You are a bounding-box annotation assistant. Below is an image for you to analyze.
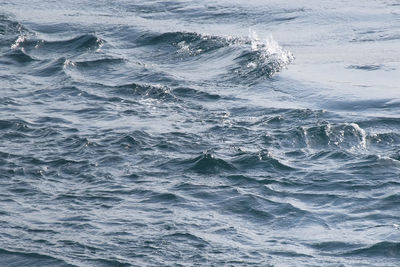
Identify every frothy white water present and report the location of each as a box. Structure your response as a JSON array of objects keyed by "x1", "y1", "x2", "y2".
[{"x1": 248, "y1": 29, "x2": 294, "y2": 67}]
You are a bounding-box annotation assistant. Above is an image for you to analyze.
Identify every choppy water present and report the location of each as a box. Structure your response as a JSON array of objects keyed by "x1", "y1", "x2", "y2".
[{"x1": 1, "y1": 0, "x2": 400, "y2": 266}]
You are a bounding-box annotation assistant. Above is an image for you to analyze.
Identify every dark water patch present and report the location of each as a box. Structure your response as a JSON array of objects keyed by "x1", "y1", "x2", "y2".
[
  {"x1": 114, "y1": 82, "x2": 178, "y2": 102},
  {"x1": 352, "y1": 31, "x2": 400, "y2": 43},
  {"x1": 347, "y1": 64, "x2": 383, "y2": 71},
  {"x1": 186, "y1": 152, "x2": 236, "y2": 174},
  {"x1": 98, "y1": 154, "x2": 125, "y2": 166},
  {"x1": 309, "y1": 241, "x2": 364, "y2": 254},
  {"x1": 173, "y1": 182, "x2": 225, "y2": 202},
  {"x1": 232, "y1": 150, "x2": 295, "y2": 172},
  {"x1": 125, "y1": 1, "x2": 185, "y2": 17},
  {"x1": 34, "y1": 116, "x2": 71, "y2": 125},
  {"x1": 137, "y1": 31, "x2": 229, "y2": 54},
  {"x1": 284, "y1": 149, "x2": 307, "y2": 158},
  {"x1": 326, "y1": 98, "x2": 398, "y2": 111},
  {"x1": 34, "y1": 84, "x2": 117, "y2": 105},
  {"x1": 27, "y1": 22, "x2": 81, "y2": 35},
  {"x1": 269, "y1": 250, "x2": 313, "y2": 258},
  {"x1": 310, "y1": 150, "x2": 353, "y2": 160},
  {"x1": 343, "y1": 242, "x2": 400, "y2": 258},
  {"x1": 172, "y1": 87, "x2": 222, "y2": 101},
  {"x1": 369, "y1": 132, "x2": 400, "y2": 148},
  {"x1": 0, "y1": 120, "x2": 61, "y2": 141},
  {"x1": 61, "y1": 135, "x2": 100, "y2": 152},
  {"x1": 35, "y1": 158, "x2": 92, "y2": 178},
  {"x1": 113, "y1": 134, "x2": 143, "y2": 150},
  {"x1": 31, "y1": 57, "x2": 67, "y2": 77},
  {"x1": 70, "y1": 57, "x2": 125, "y2": 69},
  {"x1": 345, "y1": 155, "x2": 400, "y2": 174},
  {"x1": 164, "y1": 232, "x2": 209, "y2": 249},
  {"x1": 0, "y1": 15, "x2": 25, "y2": 35},
  {"x1": 36, "y1": 34, "x2": 103, "y2": 52},
  {"x1": 140, "y1": 191, "x2": 185, "y2": 204},
  {"x1": 1, "y1": 48, "x2": 37, "y2": 65},
  {"x1": 74, "y1": 106, "x2": 108, "y2": 115},
  {"x1": 157, "y1": 131, "x2": 206, "y2": 152},
  {"x1": 0, "y1": 15, "x2": 28, "y2": 50},
  {"x1": 302, "y1": 124, "x2": 330, "y2": 148},
  {"x1": 0, "y1": 248, "x2": 71, "y2": 267},
  {"x1": 0, "y1": 118, "x2": 34, "y2": 132},
  {"x1": 217, "y1": 192, "x2": 317, "y2": 227},
  {"x1": 301, "y1": 122, "x2": 366, "y2": 150},
  {"x1": 220, "y1": 195, "x2": 274, "y2": 223},
  {"x1": 380, "y1": 193, "x2": 400, "y2": 207},
  {"x1": 389, "y1": 150, "x2": 400, "y2": 161},
  {"x1": 228, "y1": 49, "x2": 282, "y2": 83},
  {"x1": 272, "y1": 127, "x2": 308, "y2": 149},
  {"x1": 7, "y1": 179, "x2": 42, "y2": 195},
  {"x1": 45, "y1": 158, "x2": 90, "y2": 168},
  {"x1": 357, "y1": 117, "x2": 400, "y2": 129},
  {"x1": 13, "y1": 34, "x2": 103, "y2": 56},
  {"x1": 0, "y1": 97, "x2": 20, "y2": 107},
  {"x1": 52, "y1": 192, "x2": 121, "y2": 206},
  {"x1": 225, "y1": 174, "x2": 275, "y2": 187},
  {"x1": 128, "y1": 1, "x2": 303, "y2": 26},
  {"x1": 88, "y1": 258, "x2": 130, "y2": 267}
]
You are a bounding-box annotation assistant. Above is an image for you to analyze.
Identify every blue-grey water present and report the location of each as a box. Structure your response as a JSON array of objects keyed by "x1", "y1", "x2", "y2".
[{"x1": 1, "y1": 0, "x2": 400, "y2": 266}]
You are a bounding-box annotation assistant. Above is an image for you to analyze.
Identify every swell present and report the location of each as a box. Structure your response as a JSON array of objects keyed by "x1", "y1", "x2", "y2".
[
  {"x1": 11, "y1": 34, "x2": 104, "y2": 55},
  {"x1": 0, "y1": 15, "x2": 27, "y2": 50},
  {"x1": 128, "y1": 1, "x2": 304, "y2": 25},
  {"x1": 342, "y1": 242, "x2": 400, "y2": 258},
  {"x1": 1, "y1": 49, "x2": 37, "y2": 65},
  {"x1": 0, "y1": 248, "x2": 71, "y2": 267},
  {"x1": 135, "y1": 30, "x2": 293, "y2": 84}
]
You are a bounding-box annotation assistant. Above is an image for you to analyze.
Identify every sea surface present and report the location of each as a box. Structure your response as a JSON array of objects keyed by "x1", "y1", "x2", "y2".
[{"x1": 1, "y1": 0, "x2": 400, "y2": 266}]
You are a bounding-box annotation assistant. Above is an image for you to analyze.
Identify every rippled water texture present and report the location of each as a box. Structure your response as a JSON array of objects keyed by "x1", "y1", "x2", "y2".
[{"x1": 1, "y1": 0, "x2": 400, "y2": 266}]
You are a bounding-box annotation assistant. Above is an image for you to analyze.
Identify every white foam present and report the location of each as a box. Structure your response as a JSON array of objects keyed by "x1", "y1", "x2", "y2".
[
  {"x1": 11, "y1": 35, "x2": 26, "y2": 49},
  {"x1": 349, "y1": 122, "x2": 367, "y2": 149},
  {"x1": 248, "y1": 29, "x2": 294, "y2": 68}
]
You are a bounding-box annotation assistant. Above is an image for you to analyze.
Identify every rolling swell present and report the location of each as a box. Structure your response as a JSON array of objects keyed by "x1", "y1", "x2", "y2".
[
  {"x1": 343, "y1": 242, "x2": 400, "y2": 258},
  {"x1": 0, "y1": 249, "x2": 70, "y2": 267},
  {"x1": 11, "y1": 34, "x2": 103, "y2": 56},
  {"x1": 136, "y1": 30, "x2": 293, "y2": 83}
]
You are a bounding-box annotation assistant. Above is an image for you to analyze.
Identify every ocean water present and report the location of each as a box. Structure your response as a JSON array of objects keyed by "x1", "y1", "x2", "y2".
[{"x1": 1, "y1": 0, "x2": 400, "y2": 266}]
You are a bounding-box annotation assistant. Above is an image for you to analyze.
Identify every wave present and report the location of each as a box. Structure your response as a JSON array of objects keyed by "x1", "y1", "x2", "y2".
[
  {"x1": 303, "y1": 122, "x2": 367, "y2": 150},
  {"x1": 136, "y1": 29, "x2": 293, "y2": 83},
  {"x1": 114, "y1": 82, "x2": 177, "y2": 101},
  {"x1": 347, "y1": 64, "x2": 383, "y2": 71},
  {"x1": 232, "y1": 149, "x2": 295, "y2": 172},
  {"x1": 137, "y1": 31, "x2": 230, "y2": 55},
  {"x1": 1, "y1": 48, "x2": 37, "y2": 65},
  {"x1": 33, "y1": 57, "x2": 68, "y2": 77},
  {"x1": 161, "y1": 151, "x2": 236, "y2": 174},
  {"x1": 352, "y1": 30, "x2": 400, "y2": 43},
  {"x1": 226, "y1": 30, "x2": 294, "y2": 83},
  {"x1": 325, "y1": 98, "x2": 400, "y2": 111},
  {"x1": 0, "y1": 248, "x2": 70, "y2": 267},
  {"x1": 0, "y1": 15, "x2": 22, "y2": 34},
  {"x1": 0, "y1": 15, "x2": 28, "y2": 49},
  {"x1": 66, "y1": 57, "x2": 125, "y2": 69},
  {"x1": 188, "y1": 152, "x2": 236, "y2": 173},
  {"x1": 171, "y1": 87, "x2": 223, "y2": 101},
  {"x1": 343, "y1": 241, "x2": 400, "y2": 258},
  {"x1": 310, "y1": 241, "x2": 363, "y2": 254},
  {"x1": 11, "y1": 34, "x2": 104, "y2": 55}
]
